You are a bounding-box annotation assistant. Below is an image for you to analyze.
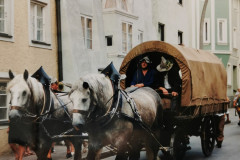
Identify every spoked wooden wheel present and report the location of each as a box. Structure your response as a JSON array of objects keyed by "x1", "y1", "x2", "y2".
[
  {"x1": 201, "y1": 116, "x2": 216, "y2": 157},
  {"x1": 169, "y1": 130, "x2": 189, "y2": 160}
]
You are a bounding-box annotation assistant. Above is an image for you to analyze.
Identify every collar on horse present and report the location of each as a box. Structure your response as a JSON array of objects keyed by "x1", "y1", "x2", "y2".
[{"x1": 31, "y1": 66, "x2": 54, "y2": 119}]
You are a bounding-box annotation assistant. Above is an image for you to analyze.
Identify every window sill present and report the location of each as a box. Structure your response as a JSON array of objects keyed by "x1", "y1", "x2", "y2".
[
  {"x1": 0, "y1": 121, "x2": 9, "y2": 128},
  {"x1": 0, "y1": 33, "x2": 13, "y2": 38},
  {"x1": 117, "y1": 53, "x2": 126, "y2": 58},
  {"x1": 203, "y1": 42, "x2": 211, "y2": 45},
  {"x1": 217, "y1": 42, "x2": 228, "y2": 45},
  {"x1": 32, "y1": 40, "x2": 51, "y2": 46}
]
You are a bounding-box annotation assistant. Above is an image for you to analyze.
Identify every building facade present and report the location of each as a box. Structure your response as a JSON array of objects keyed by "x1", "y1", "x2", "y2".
[
  {"x1": 61, "y1": 0, "x2": 109, "y2": 84},
  {"x1": 0, "y1": 0, "x2": 58, "y2": 154},
  {"x1": 192, "y1": 0, "x2": 240, "y2": 99}
]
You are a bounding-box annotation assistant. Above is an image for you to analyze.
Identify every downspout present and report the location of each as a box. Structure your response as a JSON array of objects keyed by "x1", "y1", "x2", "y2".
[{"x1": 56, "y1": 0, "x2": 63, "y2": 81}]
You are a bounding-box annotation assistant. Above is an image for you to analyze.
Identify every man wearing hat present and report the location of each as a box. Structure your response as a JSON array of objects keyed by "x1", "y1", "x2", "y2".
[
  {"x1": 130, "y1": 56, "x2": 155, "y2": 88},
  {"x1": 155, "y1": 56, "x2": 182, "y2": 110}
]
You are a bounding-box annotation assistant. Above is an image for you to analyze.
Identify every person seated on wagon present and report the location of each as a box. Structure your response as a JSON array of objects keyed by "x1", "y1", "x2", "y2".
[
  {"x1": 130, "y1": 56, "x2": 155, "y2": 88},
  {"x1": 154, "y1": 56, "x2": 181, "y2": 111}
]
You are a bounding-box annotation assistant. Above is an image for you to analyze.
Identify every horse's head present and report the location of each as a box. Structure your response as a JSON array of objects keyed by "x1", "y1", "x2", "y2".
[
  {"x1": 70, "y1": 80, "x2": 92, "y2": 128},
  {"x1": 69, "y1": 74, "x2": 113, "y2": 129},
  {"x1": 7, "y1": 70, "x2": 43, "y2": 121}
]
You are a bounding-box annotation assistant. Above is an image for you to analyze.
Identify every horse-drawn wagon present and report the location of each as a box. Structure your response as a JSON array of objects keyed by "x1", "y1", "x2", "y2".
[{"x1": 119, "y1": 41, "x2": 229, "y2": 159}]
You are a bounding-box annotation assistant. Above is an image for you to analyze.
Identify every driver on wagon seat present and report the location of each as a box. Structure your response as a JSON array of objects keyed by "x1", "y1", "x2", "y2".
[{"x1": 130, "y1": 56, "x2": 155, "y2": 88}]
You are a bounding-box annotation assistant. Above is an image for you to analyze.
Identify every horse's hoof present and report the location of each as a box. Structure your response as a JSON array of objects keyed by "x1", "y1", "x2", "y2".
[
  {"x1": 66, "y1": 153, "x2": 72, "y2": 158},
  {"x1": 47, "y1": 158, "x2": 52, "y2": 160}
]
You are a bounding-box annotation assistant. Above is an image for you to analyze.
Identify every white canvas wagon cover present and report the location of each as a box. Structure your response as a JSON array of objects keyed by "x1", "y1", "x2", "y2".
[{"x1": 119, "y1": 41, "x2": 227, "y2": 107}]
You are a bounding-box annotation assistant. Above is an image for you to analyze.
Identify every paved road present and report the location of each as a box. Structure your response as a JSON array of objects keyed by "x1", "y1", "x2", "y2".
[{"x1": 1, "y1": 108, "x2": 240, "y2": 160}]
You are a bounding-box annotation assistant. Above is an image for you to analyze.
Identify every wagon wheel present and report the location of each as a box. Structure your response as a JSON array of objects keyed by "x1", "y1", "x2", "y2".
[
  {"x1": 169, "y1": 130, "x2": 189, "y2": 160},
  {"x1": 200, "y1": 116, "x2": 216, "y2": 157}
]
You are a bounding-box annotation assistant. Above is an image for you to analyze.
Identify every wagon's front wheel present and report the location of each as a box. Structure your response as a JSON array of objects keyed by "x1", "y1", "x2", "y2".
[
  {"x1": 169, "y1": 130, "x2": 189, "y2": 160},
  {"x1": 201, "y1": 116, "x2": 216, "y2": 157}
]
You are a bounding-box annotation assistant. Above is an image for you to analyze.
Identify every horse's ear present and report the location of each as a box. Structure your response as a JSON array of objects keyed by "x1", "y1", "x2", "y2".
[
  {"x1": 9, "y1": 70, "x2": 15, "y2": 79},
  {"x1": 83, "y1": 82, "x2": 89, "y2": 89},
  {"x1": 23, "y1": 70, "x2": 29, "y2": 81}
]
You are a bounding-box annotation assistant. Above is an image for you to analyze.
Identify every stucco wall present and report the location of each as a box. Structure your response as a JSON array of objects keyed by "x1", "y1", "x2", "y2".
[
  {"x1": 0, "y1": 128, "x2": 11, "y2": 155},
  {"x1": 0, "y1": 0, "x2": 58, "y2": 77},
  {"x1": 0, "y1": 0, "x2": 58, "y2": 155},
  {"x1": 61, "y1": 0, "x2": 108, "y2": 84}
]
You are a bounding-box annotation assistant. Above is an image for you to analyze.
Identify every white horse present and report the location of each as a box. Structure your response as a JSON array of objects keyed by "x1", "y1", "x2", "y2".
[
  {"x1": 7, "y1": 70, "x2": 82, "y2": 160},
  {"x1": 69, "y1": 73, "x2": 163, "y2": 160}
]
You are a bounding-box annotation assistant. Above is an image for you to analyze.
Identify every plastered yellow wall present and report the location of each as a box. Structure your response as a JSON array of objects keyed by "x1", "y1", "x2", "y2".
[
  {"x1": 0, "y1": 0, "x2": 58, "y2": 77},
  {"x1": 0, "y1": 0, "x2": 58, "y2": 155}
]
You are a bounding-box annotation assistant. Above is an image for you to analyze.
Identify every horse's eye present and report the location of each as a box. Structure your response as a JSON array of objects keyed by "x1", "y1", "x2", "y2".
[
  {"x1": 22, "y1": 91, "x2": 27, "y2": 96},
  {"x1": 82, "y1": 98, "x2": 87, "y2": 103}
]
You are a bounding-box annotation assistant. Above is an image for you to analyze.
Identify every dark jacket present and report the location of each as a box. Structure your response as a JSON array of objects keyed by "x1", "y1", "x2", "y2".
[
  {"x1": 154, "y1": 66, "x2": 182, "y2": 93},
  {"x1": 131, "y1": 69, "x2": 155, "y2": 88}
]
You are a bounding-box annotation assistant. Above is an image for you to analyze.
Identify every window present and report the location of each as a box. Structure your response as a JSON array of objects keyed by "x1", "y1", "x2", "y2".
[
  {"x1": 203, "y1": 18, "x2": 210, "y2": 44},
  {"x1": 30, "y1": 0, "x2": 51, "y2": 48},
  {"x1": 138, "y1": 30, "x2": 143, "y2": 44},
  {"x1": 105, "y1": 36, "x2": 112, "y2": 46},
  {"x1": 178, "y1": 0, "x2": 182, "y2": 5},
  {"x1": 121, "y1": 0, "x2": 128, "y2": 11},
  {"x1": 122, "y1": 22, "x2": 132, "y2": 54},
  {"x1": 0, "y1": 0, "x2": 4, "y2": 33},
  {"x1": 178, "y1": 31, "x2": 183, "y2": 45},
  {"x1": 0, "y1": 81, "x2": 8, "y2": 123},
  {"x1": 0, "y1": 0, "x2": 13, "y2": 40},
  {"x1": 217, "y1": 19, "x2": 227, "y2": 44},
  {"x1": 81, "y1": 16, "x2": 92, "y2": 49},
  {"x1": 158, "y1": 23, "x2": 165, "y2": 41}
]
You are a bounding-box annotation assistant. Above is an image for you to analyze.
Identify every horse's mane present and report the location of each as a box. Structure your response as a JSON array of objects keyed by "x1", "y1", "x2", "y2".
[
  {"x1": 7, "y1": 75, "x2": 44, "y2": 105},
  {"x1": 73, "y1": 73, "x2": 113, "y2": 108}
]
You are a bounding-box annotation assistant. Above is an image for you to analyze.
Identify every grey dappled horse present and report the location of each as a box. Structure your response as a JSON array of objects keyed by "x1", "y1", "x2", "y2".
[
  {"x1": 69, "y1": 73, "x2": 163, "y2": 160},
  {"x1": 7, "y1": 70, "x2": 82, "y2": 160}
]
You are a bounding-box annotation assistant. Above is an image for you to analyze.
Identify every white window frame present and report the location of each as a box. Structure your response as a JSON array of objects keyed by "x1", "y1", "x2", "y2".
[
  {"x1": 81, "y1": 15, "x2": 93, "y2": 50},
  {"x1": 0, "y1": 76, "x2": 9, "y2": 124},
  {"x1": 217, "y1": 18, "x2": 228, "y2": 44},
  {"x1": 203, "y1": 18, "x2": 210, "y2": 44},
  {"x1": 0, "y1": 0, "x2": 14, "y2": 42},
  {"x1": 227, "y1": 63, "x2": 232, "y2": 86},
  {"x1": 29, "y1": 0, "x2": 52, "y2": 49},
  {"x1": 138, "y1": 30, "x2": 143, "y2": 44},
  {"x1": 233, "y1": 27, "x2": 238, "y2": 50},
  {"x1": 122, "y1": 22, "x2": 132, "y2": 54}
]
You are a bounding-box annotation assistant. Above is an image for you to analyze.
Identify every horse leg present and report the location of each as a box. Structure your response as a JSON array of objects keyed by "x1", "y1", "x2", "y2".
[
  {"x1": 128, "y1": 144, "x2": 142, "y2": 160},
  {"x1": 86, "y1": 144, "x2": 102, "y2": 160},
  {"x1": 145, "y1": 140, "x2": 160, "y2": 160},
  {"x1": 36, "y1": 142, "x2": 53, "y2": 160},
  {"x1": 64, "y1": 140, "x2": 73, "y2": 158},
  {"x1": 71, "y1": 138, "x2": 82, "y2": 160},
  {"x1": 115, "y1": 149, "x2": 128, "y2": 160}
]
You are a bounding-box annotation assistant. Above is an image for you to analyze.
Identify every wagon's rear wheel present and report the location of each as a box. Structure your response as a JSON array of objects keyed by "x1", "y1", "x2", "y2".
[
  {"x1": 169, "y1": 130, "x2": 189, "y2": 160},
  {"x1": 201, "y1": 116, "x2": 216, "y2": 157}
]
